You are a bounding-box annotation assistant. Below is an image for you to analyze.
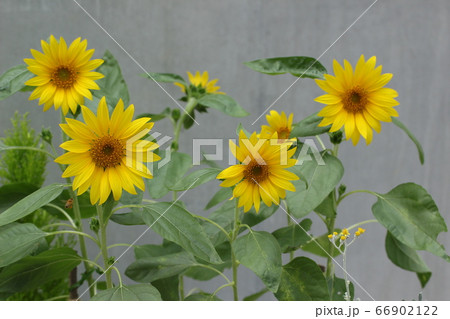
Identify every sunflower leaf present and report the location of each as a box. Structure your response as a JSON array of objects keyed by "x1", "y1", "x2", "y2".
[
  {"x1": 140, "y1": 72, "x2": 186, "y2": 85},
  {"x1": 274, "y1": 257, "x2": 330, "y2": 301},
  {"x1": 385, "y1": 231, "x2": 432, "y2": 288},
  {"x1": 290, "y1": 112, "x2": 331, "y2": 138},
  {"x1": 372, "y1": 183, "x2": 449, "y2": 262},
  {"x1": 91, "y1": 284, "x2": 162, "y2": 301},
  {"x1": 392, "y1": 117, "x2": 424, "y2": 165},
  {"x1": 272, "y1": 219, "x2": 312, "y2": 253},
  {"x1": 169, "y1": 167, "x2": 221, "y2": 191},
  {"x1": 0, "y1": 223, "x2": 47, "y2": 267},
  {"x1": 0, "y1": 183, "x2": 66, "y2": 227},
  {"x1": 141, "y1": 202, "x2": 222, "y2": 264},
  {"x1": 197, "y1": 94, "x2": 249, "y2": 118},
  {"x1": 86, "y1": 50, "x2": 129, "y2": 111},
  {"x1": 234, "y1": 230, "x2": 282, "y2": 292},
  {"x1": 0, "y1": 65, "x2": 34, "y2": 101},
  {"x1": 244, "y1": 56, "x2": 327, "y2": 79},
  {"x1": 301, "y1": 230, "x2": 342, "y2": 258}
]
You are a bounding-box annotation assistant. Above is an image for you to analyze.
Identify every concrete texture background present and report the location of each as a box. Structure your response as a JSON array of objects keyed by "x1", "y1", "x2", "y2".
[{"x1": 0, "y1": 0, "x2": 449, "y2": 300}]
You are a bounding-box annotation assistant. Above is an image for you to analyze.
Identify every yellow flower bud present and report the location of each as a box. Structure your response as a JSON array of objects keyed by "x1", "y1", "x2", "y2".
[
  {"x1": 342, "y1": 229, "x2": 350, "y2": 236},
  {"x1": 340, "y1": 236, "x2": 346, "y2": 241},
  {"x1": 328, "y1": 234, "x2": 333, "y2": 239},
  {"x1": 355, "y1": 231, "x2": 361, "y2": 236},
  {"x1": 358, "y1": 227, "x2": 366, "y2": 234}
]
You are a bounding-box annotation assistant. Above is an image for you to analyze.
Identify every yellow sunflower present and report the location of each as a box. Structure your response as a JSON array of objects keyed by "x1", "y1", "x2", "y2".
[
  {"x1": 24, "y1": 35, "x2": 104, "y2": 115},
  {"x1": 260, "y1": 110, "x2": 294, "y2": 141},
  {"x1": 217, "y1": 130, "x2": 298, "y2": 212},
  {"x1": 55, "y1": 97, "x2": 160, "y2": 205},
  {"x1": 315, "y1": 55, "x2": 399, "y2": 145},
  {"x1": 174, "y1": 71, "x2": 224, "y2": 94}
]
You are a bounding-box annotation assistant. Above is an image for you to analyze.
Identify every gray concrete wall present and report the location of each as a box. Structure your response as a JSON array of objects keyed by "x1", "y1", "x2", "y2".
[{"x1": 0, "y1": 0, "x2": 449, "y2": 300}]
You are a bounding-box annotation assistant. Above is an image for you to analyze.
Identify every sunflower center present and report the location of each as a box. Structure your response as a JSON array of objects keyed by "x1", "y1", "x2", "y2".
[
  {"x1": 244, "y1": 162, "x2": 269, "y2": 184},
  {"x1": 90, "y1": 136, "x2": 125, "y2": 169},
  {"x1": 52, "y1": 65, "x2": 77, "y2": 88},
  {"x1": 277, "y1": 127, "x2": 291, "y2": 140},
  {"x1": 343, "y1": 86, "x2": 368, "y2": 113}
]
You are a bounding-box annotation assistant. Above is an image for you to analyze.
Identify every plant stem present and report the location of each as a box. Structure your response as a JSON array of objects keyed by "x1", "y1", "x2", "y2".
[
  {"x1": 59, "y1": 111, "x2": 95, "y2": 297},
  {"x1": 231, "y1": 198, "x2": 240, "y2": 301},
  {"x1": 172, "y1": 97, "x2": 198, "y2": 151},
  {"x1": 179, "y1": 275, "x2": 184, "y2": 300},
  {"x1": 97, "y1": 205, "x2": 113, "y2": 289},
  {"x1": 47, "y1": 230, "x2": 99, "y2": 245}
]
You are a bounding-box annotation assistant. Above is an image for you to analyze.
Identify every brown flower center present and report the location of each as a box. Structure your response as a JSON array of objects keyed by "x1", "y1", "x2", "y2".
[
  {"x1": 244, "y1": 161, "x2": 269, "y2": 184},
  {"x1": 277, "y1": 127, "x2": 291, "y2": 140},
  {"x1": 90, "y1": 136, "x2": 125, "y2": 169},
  {"x1": 342, "y1": 86, "x2": 368, "y2": 113},
  {"x1": 51, "y1": 65, "x2": 77, "y2": 88}
]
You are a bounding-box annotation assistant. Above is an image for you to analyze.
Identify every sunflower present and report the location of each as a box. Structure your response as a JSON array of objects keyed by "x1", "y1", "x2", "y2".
[
  {"x1": 55, "y1": 97, "x2": 160, "y2": 205},
  {"x1": 217, "y1": 130, "x2": 298, "y2": 212},
  {"x1": 314, "y1": 55, "x2": 399, "y2": 145},
  {"x1": 174, "y1": 71, "x2": 224, "y2": 95},
  {"x1": 260, "y1": 110, "x2": 294, "y2": 141},
  {"x1": 24, "y1": 35, "x2": 104, "y2": 115}
]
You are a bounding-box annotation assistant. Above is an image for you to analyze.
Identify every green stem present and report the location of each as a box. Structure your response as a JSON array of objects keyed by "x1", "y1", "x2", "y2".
[
  {"x1": 231, "y1": 198, "x2": 240, "y2": 301},
  {"x1": 315, "y1": 135, "x2": 326, "y2": 150},
  {"x1": 194, "y1": 214, "x2": 231, "y2": 241},
  {"x1": 94, "y1": 243, "x2": 134, "y2": 263},
  {"x1": 111, "y1": 266, "x2": 123, "y2": 287},
  {"x1": 45, "y1": 295, "x2": 70, "y2": 301},
  {"x1": 337, "y1": 189, "x2": 378, "y2": 205},
  {"x1": 47, "y1": 230, "x2": 99, "y2": 245},
  {"x1": 44, "y1": 203, "x2": 76, "y2": 228},
  {"x1": 179, "y1": 275, "x2": 184, "y2": 300},
  {"x1": 172, "y1": 97, "x2": 198, "y2": 151},
  {"x1": 347, "y1": 219, "x2": 378, "y2": 231},
  {"x1": 213, "y1": 282, "x2": 235, "y2": 297},
  {"x1": 41, "y1": 222, "x2": 77, "y2": 231},
  {"x1": 193, "y1": 264, "x2": 232, "y2": 284},
  {"x1": 97, "y1": 205, "x2": 113, "y2": 289},
  {"x1": 59, "y1": 111, "x2": 95, "y2": 297}
]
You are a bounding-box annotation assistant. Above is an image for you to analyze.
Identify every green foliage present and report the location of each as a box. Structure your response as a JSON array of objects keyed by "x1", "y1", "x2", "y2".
[
  {"x1": 84, "y1": 50, "x2": 129, "y2": 111},
  {"x1": 0, "y1": 112, "x2": 47, "y2": 187},
  {"x1": 385, "y1": 231, "x2": 432, "y2": 288},
  {"x1": 91, "y1": 284, "x2": 162, "y2": 301},
  {"x1": 272, "y1": 219, "x2": 312, "y2": 253},
  {"x1": 0, "y1": 65, "x2": 34, "y2": 101},
  {"x1": 233, "y1": 230, "x2": 282, "y2": 292},
  {"x1": 301, "y1": 231, "x2": 342, "y2": 258},
  {"x1": 141, "y1": 202, "x2": 222, "y2": 264},
  {"x1": 372, "y1": 183, "x2": 449, "y2": 261},
  {"x1": 197, "y1": 94, "x2": 249, "y2": 118},
  {"x1": 244, "y1": 56, "x2": 327, "y2": 79},
  {"x1": 275, "y1": 257, "x2": 330, "y2": 301},
  {"x1": 290, "y1": 112, "x2": 331, "y2": 138},
  {"x1": 140, "y1": 72, "x2": 186, "y2": 85},
  {"x1": 169, "y1": 167, "x2": 222, "y2": 191},
  {"x1": 0, "y1": 248, "x2": 81, "y2": 294},
  {"x1": 0, "y1": 223, "x2": 47, "y2": 267},
  {"x1": 331, "y1": 276, "x2": 354, "y2": 301},
  {"x1": 0, "y1": 183, "x2": 66, "y2": 227},
  {"x1": 285, "y1": 153, "x2": 344, "y2": 218}
]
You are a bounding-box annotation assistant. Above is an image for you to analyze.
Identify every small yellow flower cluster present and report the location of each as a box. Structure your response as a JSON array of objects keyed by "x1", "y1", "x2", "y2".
[{"x1": 328, "y1": 227, "x2": 366, "y2": 242}]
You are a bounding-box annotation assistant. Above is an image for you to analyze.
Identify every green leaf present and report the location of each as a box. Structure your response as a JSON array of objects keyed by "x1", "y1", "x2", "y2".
[
  {"x1": 272, "y1": 219, "x2": 312, "y2": 253},
  {"x1": 244, "y1": 56, "x2": 327, "y2": 79},
  {"x1": 197, "y1": 94, "x2": 249, "y2": 117},
  {"x1": 205, "y1": 187, "x2": 233, "y2": 210},
  {"x1": 110, "y1": 209, "x2": 145, "y2": 226},
  {"x1": 91, "y1": 284, "x2": 162, "y2": 301},
  {"x1": 275, "y1": 257, "x2": 330, "y2": 301},
  {"x1": 392, "y1": 118, "x2": 424, "y2": 165},
  {"x1": 169, "y1": 167, "x2": 221, "y2": 191},
  {"x1": 0, "y1": 223, "x2": 47, "y2": 267},
  {"x1": 140, "y1": 72, "x2": 186, "y2": 84},
  {"x1": 0, "y1": 248, "x2": 81, "y2": 293},
  {"x1": 331, "y1": 276, "x2": 354, "y2": 301},
  {"x1": 147, "y1": 152, "x2": 191, "y2": 199},
  {"x1": 86, "y1": 50, "x2": 129, "y2": 110},
  {"x1": 301, "y1": 230, "x2": 342, "y2": 258},
  {"x1": 185, "y1": 292, "x2": 222, "y2": 301},
  {"x1": 286, "y1": 153, "x2": 343, "y2": 218},
  {"x1": 119, "y1": 189, "x2": 144, "y2": 205},
  {"x1": 0, "y1": 65, "x2": 34, "y2": 101},
  {"x1": 184, "y1": 242, "x2": 231, "y2": 281},
  {"x1": 135, "y1": 107, "x2": 171, "y2": 122},
  {"x1": 152, "y1": 276, "x2": 180, "y2": 300},
  {"x1": 243, "y1": 288, "x2": 269, "y2": 301},
  {"x1": 0, "y1": 183, "x2": 38, "y2": 213},
  {"x1": 0, "y1": 183, "x2": 66, "y2": 227},
  {"x1": 372, "y1": 183, "x2": 449, "y2": 261},
  {"x1": 126, "y1": 251, "x2": 197, "y2": 282},
  {"x1": 234, "y1": 230, "x2": 282, "y2": 292},
  {"x1": 46, "y1": 189, "x2": 97, "y2": 219},
  {"x1": 385, "y1": 231, "x2": 432, "y2": 288},
  {"x1": 314, "y1": 192, "x2": 335, "y2": 217},
  {"x1": 290, "y1": 112, "x2": 331, "y2": 138},
  {"x1": 141, "y1": 202, "x2": 222, "y2": 263}
]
